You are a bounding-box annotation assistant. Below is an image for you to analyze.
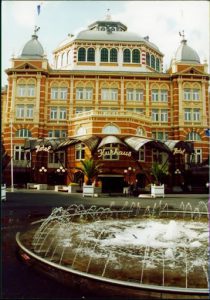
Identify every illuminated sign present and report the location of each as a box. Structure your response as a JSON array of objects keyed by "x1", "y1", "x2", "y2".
[
  {"x1": 35, "y1": 145, "x2": 51, "y2": 152},
  {"x1": 173, "y1": 148, "x2": 186, "y2": 155},
  {"x1": 97, "y1": 148, "x2": 132, "y2": 158}
]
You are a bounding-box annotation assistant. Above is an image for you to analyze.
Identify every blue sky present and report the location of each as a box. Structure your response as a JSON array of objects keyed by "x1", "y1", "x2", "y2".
[{"x1": 2, "y1": 1, "x2": 209, "y2": 86}]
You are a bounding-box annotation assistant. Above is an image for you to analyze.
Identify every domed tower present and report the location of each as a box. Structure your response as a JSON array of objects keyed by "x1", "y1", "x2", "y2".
[{"x1": 20, "y1": 26, "x2": 45, "y2": 59}]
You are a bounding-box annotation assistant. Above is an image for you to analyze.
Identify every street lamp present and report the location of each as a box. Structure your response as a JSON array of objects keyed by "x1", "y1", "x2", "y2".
[
  {"x1": 39, "y1": 166, "x2": 47, "y2": 173},
  {"x1": 56, "y1": 166, "x2": 66, "y2": 173},
  {"x1": 124, "y1": 167, "x2": 136, "y2": 185}
]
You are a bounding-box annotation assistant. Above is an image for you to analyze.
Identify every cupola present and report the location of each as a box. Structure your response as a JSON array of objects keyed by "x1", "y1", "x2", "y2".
[{"x1": 20, "y1": 26, "x2": 44, "y2": 59}]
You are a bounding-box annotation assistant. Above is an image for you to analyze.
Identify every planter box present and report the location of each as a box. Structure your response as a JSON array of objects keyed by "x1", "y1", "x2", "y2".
[
  {"x1": 83, "y1": 185, "x2": 102, "y2": 197},
  {"x1": 67, "y1": 185, "x2": 79, "y2": 193},
  {"x1": 151, "y1": 184, "x2": 165, "y2": 198}
]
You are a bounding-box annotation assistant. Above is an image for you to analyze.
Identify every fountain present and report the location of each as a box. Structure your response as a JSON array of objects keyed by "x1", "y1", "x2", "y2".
[{"x1": 16, "y1": 202, "x2": 209, "y2": 299}]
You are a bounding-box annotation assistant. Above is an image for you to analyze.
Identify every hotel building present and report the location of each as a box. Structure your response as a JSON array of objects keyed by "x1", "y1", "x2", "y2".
[{"x1": 2, "y1": 14, "x2": 209, "y2": 193}]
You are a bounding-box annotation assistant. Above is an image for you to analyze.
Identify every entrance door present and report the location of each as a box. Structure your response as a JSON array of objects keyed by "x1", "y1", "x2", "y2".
[{"x1": 100, "y1": 176, "x2": 124, "y2": 193}]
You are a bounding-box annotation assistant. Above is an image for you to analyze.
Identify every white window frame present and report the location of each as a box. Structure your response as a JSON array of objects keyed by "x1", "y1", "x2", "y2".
[
  {"x1": 17, "y1": 85, "x2": 26, "y2": 97},
  {"x1": 193, "y1": 108, "x2": 200, "y2": 121},
  {"x1": 139, "y1": 146, "x2": 145, "y2": 162},
  {"x1": 152, "y1": 89, "x2": 159, "y2": 102},
  {"x1": 27, "y1": 85, "x2": 35, "y2": 97},
  {"x1": 184, "y1": 108, "x2": 191, "y2": 121},
  {"x1": 192, "y1": 89, "x2": 199, "y2": 101},
  {"x1": 59, "y1": 107, "x2": 67, "y2": 120},
  {"x1": 26, "y1": 105, "x2": 34, "y2": 118},
  {"x1": 48, "y1": 151, "x2": 65, "y2": 166},
  {"x1": 60, "y1": 87, "x2": 67, "y2": 100},
  {"x1": 152, "y1": 109, "x2": 159, "y2": 121},
  {"x1": 184, "y1": 89, "x2": 191, "y2": 100},
  {"x1": 191, "y1": 149, "x2": 202, "y2": 164},
  {"x1": 16, "y1": 105, "x2": 25, "y2": 118},
  {"x1": 160, "y1": 90, "x2": 168, "y2": 102},
  {"x1": 101, "y1": 144, "x2": 119, "y2": 160},
  {"x1": 14, "y1": 145, "x2": 25, "y2": 161},
  {"x1": 51, "y1": 87, "x2": 59, "y2": 99},
  {"x1": 50, "y1": 107, "x2": 58, "y2": 119},
  {"x1": 75, "y1": 143, "x2": 85, "y2": 160},
  {"x1": 160, "y1": 110, "x2": 168, "y2": 122}
]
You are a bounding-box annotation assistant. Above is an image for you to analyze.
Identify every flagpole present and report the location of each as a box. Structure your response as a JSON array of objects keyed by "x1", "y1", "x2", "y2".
[{"x1": 10, "y1": 118, "x2": 14, "y2": 192}]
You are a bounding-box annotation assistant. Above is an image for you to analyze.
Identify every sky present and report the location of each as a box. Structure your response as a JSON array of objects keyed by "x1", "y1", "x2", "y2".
[{"x1": 2, "y1": 0, "x2": 209, "y2": 86}]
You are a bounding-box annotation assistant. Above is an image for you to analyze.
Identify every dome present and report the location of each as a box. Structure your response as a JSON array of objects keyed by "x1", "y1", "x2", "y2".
[
  {"x1": 20, "y1": 33, "x2": 44, "y2": 59},
  {"x1": 175, "y1": 39, "x2": 200, "y2": 64}
]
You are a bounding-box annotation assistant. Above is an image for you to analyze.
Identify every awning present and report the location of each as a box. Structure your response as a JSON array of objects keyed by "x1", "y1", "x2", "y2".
[
  {"x1": 98, "y1": 135, "x2": 127, "y2": 148},
  {"x1": 164, "y1": 140, "x2": 194, "y2": 154},
  {"x1": 57, "y1": 135, "x2": 100, "y2": 152},
  {"x1": 124, "y1": 136, "x2": 171, "y2": 153},
  {"x1": 24, "y1": 138, "x2": 65, "y2": 151}
]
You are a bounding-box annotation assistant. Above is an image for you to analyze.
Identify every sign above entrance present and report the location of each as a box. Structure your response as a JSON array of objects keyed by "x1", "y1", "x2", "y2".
[
  {"x1": 173, "y1": 148, "x2": 186, "y2": 155},
  {"x1": 97, "y1": 148, "x2": 132, "y2": 158},
  {"x1": 35, "y1": 145, "x2": 52, "y2": 152}
]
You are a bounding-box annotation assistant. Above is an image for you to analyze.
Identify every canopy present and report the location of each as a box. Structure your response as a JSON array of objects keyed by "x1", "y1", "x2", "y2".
[
  {"x1": 98, "y1": 135, "x2": 127, "y2": 148},
  {"x1": 124, "y1": 136, "x2": 171, "y2": 153},
  {"x1": 164, "y1": 140, "x2": 194, "y2": 153}
]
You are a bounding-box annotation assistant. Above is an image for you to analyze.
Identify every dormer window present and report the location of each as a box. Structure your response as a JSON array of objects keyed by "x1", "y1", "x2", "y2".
[
  {"x1": 78, "y1": 48, "x2": 86, "y2": 61},
  {"x1": 123, "y1": 49, "x2": 131, "y2": 63},
  {"x1": 101, "y1": 48, "x2": 108, "y2": 62}
]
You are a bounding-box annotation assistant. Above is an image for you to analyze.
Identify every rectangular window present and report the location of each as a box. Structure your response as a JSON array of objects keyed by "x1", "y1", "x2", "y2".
[
  {"x1": 51, "y1": 87, "x2": 59, "y2": 99},
  {"x1": 75, "y1": 107, "x2": 83, "y2": 114},
  {"x1": 152, "y1": 149, "x2": 163, "y2": 164},
  {"x1": 160, "y1": 90, "x2": 168, "y2": 102},
  {"x1": 48, "y1": 151, "x2": 65, "y2": 164},
  {"x1": 50, "y1": 107, "x2": 57, "y2": 119},
  {"x1": 127, "y1": 89, "x2": 134, "y2": 101},
  {"x1": 184, "y1": 89, "x2": 191, "y2": 100},
  {"x1": 27, "y1": 85, "x2": 35, "y2": 97},
  {"x1": 135, "y1": 89, "x2": 144, "y2": 101},
  {"x1": 152, "y1": 109, "x2": 159, "y2": 121},
  {"x1": 191, "y1": 149, "x2": 202, "y2": 164},
  {"x1": 76, "y1": 88, "x2": 84, "y2": 100},
  {"x1": 75, "y1": 143, "x2": 85, "y2": 160},
  {"x1": 193, "y1": 108, "x2": 200, "y2": 121},
  {"x1": 17, "y1": 85, "x2": 26, "y2": 97},
  {"x1": 192, "y1": 89, "x2": 199, "y2": 101},
  {"x1": 14, "y1": 145, "x2": 25, "y2": 161},
  {"x1": 160, "y1": 109, "x2": 168, "y2": 122},
  {"x1": 59, "y1": 107, "x2": 67, "y2": 119},
  {"x1": 16, "y1": 105, "x2": 25, "y2": 118},
  {"x1": 139, "y1": 146, "x2": 145, "y2": 162},
  {"x1": 60, "y1": 87, "x2": 67, "y2": 100},
  {"x1": 85, "y1": 88, "x2": 93, "y2": 100},
  {"x1": 101, "y1": 88, "x2": 118, "y2": 101},
  {"x1": 26, "y1": 105, "x2": 34, "y2": 118},
  {"x1": 152, "y1": 89, "x2": 159, "y2": 102},
  {"x1": 110, "y1": 89, "x2": 118, "y2": 100},
  {"x1": 101, "y1": 144, "x2": 119, "y2": 160},
  {"x1": 184, "y1": 108, "x2": 191, "y2": 121}
]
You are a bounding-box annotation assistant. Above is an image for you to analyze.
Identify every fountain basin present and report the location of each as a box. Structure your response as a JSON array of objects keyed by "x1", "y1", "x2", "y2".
[{"x1": 16, "y1": 205, "x2": 209, "y2": 299}]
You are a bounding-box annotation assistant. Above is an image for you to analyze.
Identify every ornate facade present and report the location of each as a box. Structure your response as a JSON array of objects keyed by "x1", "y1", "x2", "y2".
[{"x1": 2, "y1": 15, "x2": 209, "y2": 193}]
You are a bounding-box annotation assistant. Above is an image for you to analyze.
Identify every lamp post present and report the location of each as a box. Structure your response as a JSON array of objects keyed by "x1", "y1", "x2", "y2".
[
  {"x1": 123, "y1": 167, "x2": 136, "y2": 196},
  {"x1": 56, "y1": 166, "x2": 66, "y2": 174},
  {"x1": 10, "y1": 118, "x2": 14, "y2": 192},
  {"x1": 39, "y1": 166, "x2": 47, "y2": 183},
  {"x1": 174, "y1": 168, "x2": 182, "y2": 192}
]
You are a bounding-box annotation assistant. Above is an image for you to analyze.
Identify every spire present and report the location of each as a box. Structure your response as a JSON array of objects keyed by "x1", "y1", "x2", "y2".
[
  {"x1": 32, "y1": 26, "x2": 40, "y2": 39},
  {"x1": 179, "y1": 30, "x2": 187, "y2": 44},
  {"x1": 105, "y1": 8, "x2": 111, "y2": 21}
]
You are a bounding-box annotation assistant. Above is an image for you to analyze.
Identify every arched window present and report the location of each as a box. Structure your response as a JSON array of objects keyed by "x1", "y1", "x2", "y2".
[
  {"x1": 61, "y1": 53, "x2": 65, "y2": 66},
  {"x1": 146, "y1": 52, "x2": 150, "y2": 66},
  {"x1": 151, "y1": 55, "x2": 155, "y2": 68},
  {"x1": 76, "y1": 127, "x2": 87, "y2": 136},
  {"x1": 101, "y1": 48, "x2": 108, "y2": 62},
  {"x1": 132, "y1": 49, "x2": 140, "y2": 63},
  {"x1": 123, "y1": 49, "x2": 131, "y2": 63},
  {"x1": 78, "y1": 48, "x2": 86, "y2": 61},
  {"x1": 87, "y1": 48, "x2": 95, "y2": 62},
  {"x1": 15, "y1": 128, "x2": 32, "y2": 138},
  {"x1": 156, "y1": 58, "x2": 160, "y2": 71},
  {"x1": 186, "y1": 132, "x2": 201, "y2": 141},
  {"x1": 67, "y1": 50, "x2": 71, "y2": 64},
  {"x1": 136, "y1": 127, "x2": 145, "y2": 136},
  {"x1": 102, "y1": 124, "x2": 120, "y2": 134},
  {"x1": 110, "y1": 48, "x2": 118, "y2": 62}
]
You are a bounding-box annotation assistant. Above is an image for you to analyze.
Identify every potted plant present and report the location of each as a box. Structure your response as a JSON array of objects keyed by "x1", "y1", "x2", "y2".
[
  {"x1": 76, "y1": 157, "x2": 103, "y2": 197},
  {"x1": 150, "y1": 162, "x2": 168, "y2": 198},
  {"x1": 67, "y1": 182, "x2": 79, "y2": 193}
]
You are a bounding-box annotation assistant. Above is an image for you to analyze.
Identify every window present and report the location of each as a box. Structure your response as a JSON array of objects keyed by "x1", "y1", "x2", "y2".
[
  {"x1": 191, "y1": 149, "x2": 202, "y2": 164},
  {"x1": 51, "y1": 87, "x2": 59, "y2": 99},
  {"x1": 48, "y1": 130, "x2": 67, "y2": 138},
  {"x1": 146, "y1": 53, "x2": 150, "y2": 66},
  {"x1": 15, "y1": 129, "x2": 32, "y2": 138},
  {"x1": 152, "y1": 149, "x2": 163, "y2": 164},
  {"x1": 152, "y1": 109, "x2": 159, "y2": 121},
  {"x1": 110, "y1": 48, "x2": 117, "y2": 62},
  {"x1": 87, "y1": 48, "x2": 95, "y2": 62},
  {"x1": 151, "y1": 55, "x2": 155, "y2": 68},
  {"x1": 152, "y1": 89, "x2": 159, "y2": 101},
  {"x1": 75, "y1": 143, "x2": 85, "y2": 160},
  {"x1": 14, "y1": 146, "x2": 25, "y2": 161},
  {"x1": 184, "y1": 89, "x2": 191, "y2": 100},
  {"x1": 193, "y1": 109, "x2": 200, "y2": 121},
  {"x1": 139, "y1": 146, "x2": 145, "y2": 162},
  {"x1": 160, "y1": 90, "x2": 168, "y2": 102},
  {"x1": 101, "y1": 88, "x2": 118, "y2": 101},
  {"x1": 50, "y1": 107, "x2": 57, "y2": 119},
  {"x1": 75, "y1": 107, "x2": 83, "y2": 114},
  {"x1": 192, "y1": 89, "x2": 199, "y2": 100},
  {"x1": 16, "y1": 105, "x2": 25, "y2": 118},
  {"x1": 132, "y1": 49, "x2": 140, "y2": 63},
  {"x1": 136, "y1": 127, "x2": 145, "y2": 136},
  {"x1": 76, "y1": 127, "x2": 87, "y2": 136},
  {"x1": 78, "y1": 48, "x2": 86, "y2": 61},
  {"x1": 184, "y1": 109, "x2": 191, "y2": 121},
  {"x1": 101, "y1": 144, "x2": 119, "y2": 160},
  {"x1": 160, "y1": 109, "x2": 168, "y2": 122},
  {"x1": 123, "y1": 49, "x2": 131, "y2": 63},
  {"x1": 101, "y1": 48, "x2": 108, "y2": 62},
  {"x1": 102, "y1": 124, "x2": 120, "y2": 134},
  {"x1": 59, "y1": 107, "x2": 67, "y2": 120},
  {"x1": 127, "y1": 89, "x2": 143, "y2": 101},
  {"x1": 26, "y1": 105, "x2": 34, "y2": 118},
  {"x1": 28, "y1": 85, "x2": 35, "y2": 97},
  {"x1": 17, "y1": 85, "x2": 26, "y2": 97},
  {"x1": 49, "y1": 151, "x2": 65, "y2": 164},
  {"x1": 60, "y1": 87, "x2": 67, "y2": 100},
  {"x1": 156, "y1": 58, "x2": 160, "y2": 71},
  {"x1": 76, "y1": 87, "x2": 93, "y2": 100},
  {"x1": 186, "y1": 131, "x2": 201, "y2": 141}
]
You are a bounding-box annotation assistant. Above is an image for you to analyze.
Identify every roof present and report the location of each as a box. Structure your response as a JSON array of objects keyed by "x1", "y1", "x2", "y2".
[
  {"x1": 175, "y1": 39, "x2": 200, "y2": 64},
  {"x1": 20, "y1": 34, "x2": 44, "y2": 59}
]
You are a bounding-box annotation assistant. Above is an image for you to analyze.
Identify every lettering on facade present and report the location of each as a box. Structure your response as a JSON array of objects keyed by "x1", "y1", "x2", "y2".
[
  {"x1": 35, "y1": 145, "x2": 52, "y2": 152},
  {"x1": 173, "y1": 148, "x2": 186, "y2": 155},
  {"x1": 97, "y1": 148, "x2": 132, "y2": 158}
]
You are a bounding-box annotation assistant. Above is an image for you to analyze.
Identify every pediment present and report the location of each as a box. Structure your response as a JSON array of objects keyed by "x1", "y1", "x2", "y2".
[
  {"x1": 15, "y1": 62, "x2": 39, "y2": 70},
  {"x1": 179, "y1": 66, "x2": 205, "y2": 75}
]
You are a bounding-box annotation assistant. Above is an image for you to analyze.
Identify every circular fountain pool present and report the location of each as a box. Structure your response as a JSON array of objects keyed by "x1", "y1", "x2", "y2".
[{"x1": 16, "y1": 203, "x2": 209, "y2": 299}]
